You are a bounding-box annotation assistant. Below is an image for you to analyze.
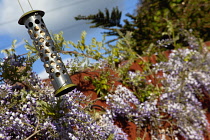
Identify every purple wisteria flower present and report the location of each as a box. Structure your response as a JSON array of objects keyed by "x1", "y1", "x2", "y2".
[
  {"x1": 105, "y1": 46, "x2": 210, "y2": 139},
  {"x1": 0, "y1": 72, "x2": 128, "y2": 139},
  {"x1": 106, "y1": 85, "x2": 160, "y2": 128},
  {"x1": 156, "y1": 48, "x2": 210, "y2": 139}
]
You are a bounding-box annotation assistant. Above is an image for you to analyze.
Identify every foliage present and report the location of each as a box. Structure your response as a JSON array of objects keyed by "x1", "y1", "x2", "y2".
[
  {"x1": 75, "y1": 0, "x2": 210, "y2": 54},
  {"x1": 0, "y1": 32, "x2": 131, "y2": 139},
  {"x1": 0, "y1": 40, "x2": 35, "y2": 85},
  {"x1": 105, "y1": 29, "x2": 209, "y2": 139},
  {"x1": 0, "y1": 9, "x2": 210, "y2": 139},
  {"x1": 66, "y1": 31, "x2": 105, "y2": 61},
  {"x1": 87, "y1": 70, "x2": 111, "y2": 100}
]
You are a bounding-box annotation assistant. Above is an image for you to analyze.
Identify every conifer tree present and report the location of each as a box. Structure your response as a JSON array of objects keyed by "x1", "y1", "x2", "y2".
[{"x1": 75, "y1": 7, "x2": 122, "y2": 28}]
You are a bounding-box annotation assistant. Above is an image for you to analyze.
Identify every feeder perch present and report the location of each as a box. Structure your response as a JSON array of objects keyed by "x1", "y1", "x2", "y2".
[{"x1": 18, "y1": 10, "x2": 76, "y2": 97}]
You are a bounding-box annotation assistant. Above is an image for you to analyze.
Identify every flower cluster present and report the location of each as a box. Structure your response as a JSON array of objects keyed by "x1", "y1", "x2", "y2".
[
  {"x1": 156, "y1": 48, "x2": 210, "y2": 139},
  {"x1": 105, "y1": 85, "x2": 160, "y2": 128},
  {"x1": 0, "y1": 54, "x2": 34, "y2": 85},
  {"x1": 105, "y1": 47, "x2": 210, "y2": 139},
  {"x1": 0, "y1": 73, "x2": 127, "y2": 139},
  {"x1": 65, "y1": 58, "x2": 88, "y2": 75},
  {"x1": 127, "y1": 71, "x2": 146, "y2": 86},
  {"x1": 51, "y1": 89, "x2": 127, "y2": 139},
  {"x1": 0, "y1": 81, "x2": 56, "y2": 139},
  {"x1": 182, "y1": 29, "x2": 200, "y2": 50},
  {"x1": 157, "y1": 38, "x2": 174, "y2": 48}
]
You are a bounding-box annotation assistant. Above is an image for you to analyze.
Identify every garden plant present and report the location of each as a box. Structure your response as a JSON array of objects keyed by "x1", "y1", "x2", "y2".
[{"x1": 0, "y1": 0, "x2": 210, "y2": 139}]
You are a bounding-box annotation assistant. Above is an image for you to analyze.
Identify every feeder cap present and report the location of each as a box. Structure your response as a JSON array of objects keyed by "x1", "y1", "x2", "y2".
[{"x1": 18, "y1": 10, "x2": 45, "y2": 25}]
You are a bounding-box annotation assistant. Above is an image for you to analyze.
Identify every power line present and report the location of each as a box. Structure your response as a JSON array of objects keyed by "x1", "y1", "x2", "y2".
[
  {"x1": 0, "y1": 19, "x2": 17, "y2": 26},
  {"x1": 46, "y1": 0, "x2": 87, "y2": 13}
]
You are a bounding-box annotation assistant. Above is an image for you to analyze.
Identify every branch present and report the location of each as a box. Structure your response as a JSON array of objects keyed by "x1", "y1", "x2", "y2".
[
  {"x1": 16, "y1": 50, "x2": 96, "y2": 61},
  {"x1": 24, "y1": 118, "x2": 41, "y2": 140},
  {"x1": 61, "y1": 51, "x2": 95, "y2": 59},
  {"x1": 25, "y1": 130, "x2": 41, "y2": 140}
]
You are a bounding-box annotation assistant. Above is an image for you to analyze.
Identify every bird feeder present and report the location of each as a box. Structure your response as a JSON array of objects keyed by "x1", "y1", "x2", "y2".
[{"x1": 18, "y1": 10, "x2": 76, "y2": 97}]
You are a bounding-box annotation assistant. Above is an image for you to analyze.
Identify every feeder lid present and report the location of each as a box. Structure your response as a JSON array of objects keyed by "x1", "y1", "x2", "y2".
[{"x1": 18, "y1": 10, "x2": 45, "y2": 25}]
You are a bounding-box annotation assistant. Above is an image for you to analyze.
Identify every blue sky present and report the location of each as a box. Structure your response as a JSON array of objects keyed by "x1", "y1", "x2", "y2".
[{"x1": 0, "y1": 0, "x2": 139, "y2": 79}]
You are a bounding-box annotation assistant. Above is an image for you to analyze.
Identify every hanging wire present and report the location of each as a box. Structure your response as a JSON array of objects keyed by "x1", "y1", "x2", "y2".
[
  {"x1": 17, "y1": 0, "x2": 33, "y2": 13},
  {"x1": 27, "y1": 0, "x2": 34, "y2": 10},
  {"x1": 17, "y1": 0, "x2": 25, "y2": 13}
]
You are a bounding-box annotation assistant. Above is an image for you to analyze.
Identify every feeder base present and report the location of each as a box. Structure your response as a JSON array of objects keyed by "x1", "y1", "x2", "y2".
[{"x1": 54, "y1": 84, "x2": 77, "y2": 97}]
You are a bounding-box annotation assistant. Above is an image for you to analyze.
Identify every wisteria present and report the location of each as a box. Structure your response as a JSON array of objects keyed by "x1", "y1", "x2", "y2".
[
  {"x1": 105, "y1": 85, "x2": 160, "y2": 131},
  {"x1": 156, "y1": 48, "x2": 210, "y2": 139},
  {"x1": 0, "y1": 73, "x2": 127, "y2": 139},
  {"x1": 104, "y1": 45, "x2": 210, "y2": 139},
  {"x1": 1, "y1": 48, "x2": 208, "y2": 139},
  {"x1": 0, "y1": 26, "x2": 210, "y2": 139}
]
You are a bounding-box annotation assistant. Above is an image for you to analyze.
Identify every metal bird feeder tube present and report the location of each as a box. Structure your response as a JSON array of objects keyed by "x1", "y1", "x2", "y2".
[{"x1": 18, "y1": 10, "x2": 76, "y2": 97}]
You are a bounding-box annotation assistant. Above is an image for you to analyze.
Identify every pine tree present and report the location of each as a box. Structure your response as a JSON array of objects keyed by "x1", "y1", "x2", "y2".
[{"x1": 75, "y1": 7, "x2": 122, "y2": 28}]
